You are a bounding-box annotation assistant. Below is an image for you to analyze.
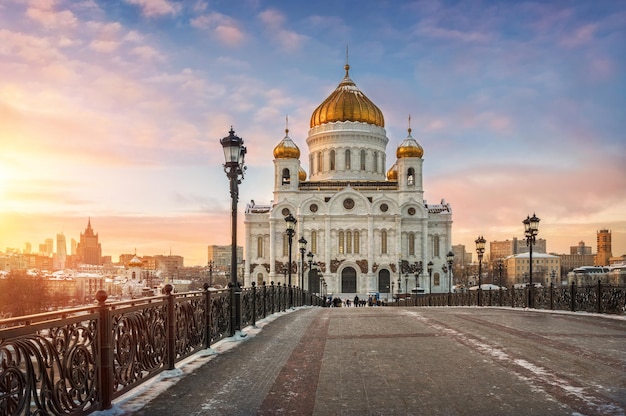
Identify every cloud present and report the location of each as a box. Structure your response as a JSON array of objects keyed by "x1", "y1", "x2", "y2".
[
  {"x1": 26, "y1": 3, "x2": 78, "y2": 30},
  {"x1": 191, "y1": 12, "x2": 246, "y2": 46},
  {"x1": 124, "y1": 0, "x2": 181, "y2": 17},
  {"x1": 131, "y1": 45, "x2": 165, "y2": 61},
  {"x1": 89, "y1": 39, "x2": 120, "y2": 53},
  {"x1": 257, "y1": 9, "x2": 308, "y2": 51}
]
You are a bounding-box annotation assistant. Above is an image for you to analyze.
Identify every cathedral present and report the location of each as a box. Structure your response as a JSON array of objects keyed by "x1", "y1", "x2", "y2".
[{"x1": 243, "y1": 63, "x2": 452, "y2": 298}]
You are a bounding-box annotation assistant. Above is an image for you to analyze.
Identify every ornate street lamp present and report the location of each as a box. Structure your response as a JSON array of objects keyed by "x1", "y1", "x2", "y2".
[
  {"x1": 220, "y1": 127, "x2": 246, "y2": 336},
  {"x1": 523, "y1": 213, "x2": 540, "y2": 308},
  {"x1": 285, "y1": 213, "x2": 297, "y2": 308},
  {"x1": 447, "y1": 251, "x2": 454, "y2": 294},
  {"x1": 427, "y1": 261, "x2": 433, "y2": 294},
  {"x1": 475, "y1": 236, "x2": 486, "y2": 306},
  {"x1": 307, "y1": 251, "x2": 314, "y2": 292},
  {"x1": 496, "y1": 258, "x2": 504, "y2": 287},
  {"x1": 427, "y1": 261, "x2": 433, "y2": 306},
  {"x1": 413, "y1": 261, "x2": 423, "y2": 293},
  {"x1": 298, "y1": 237, "x2": 307, "y2": 289}
]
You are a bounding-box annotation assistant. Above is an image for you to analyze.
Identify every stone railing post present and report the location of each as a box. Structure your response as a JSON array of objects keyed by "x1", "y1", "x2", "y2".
[
  {"x1": 164, "y1": 284, "x2": 176, "y2": 370},
  {"x1": 96, "y1": 290, "x2": 113, "y2": 411}
]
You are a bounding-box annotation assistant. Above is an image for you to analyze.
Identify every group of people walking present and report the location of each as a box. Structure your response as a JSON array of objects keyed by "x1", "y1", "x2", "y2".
[{"x1": 325, "y1": 295, "x2": 384, "y2": 307}]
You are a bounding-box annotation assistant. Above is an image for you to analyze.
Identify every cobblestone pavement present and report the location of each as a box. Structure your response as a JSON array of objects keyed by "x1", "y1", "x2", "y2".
[{"x1": 122, "y1": 307, "x2": 626, "y2": 416}]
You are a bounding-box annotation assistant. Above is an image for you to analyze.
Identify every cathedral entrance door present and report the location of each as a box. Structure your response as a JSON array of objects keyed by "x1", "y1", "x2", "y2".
[
  {"x1": 341, "y1": 267, "x2": 357, "y2": 293},
  {"x1": 378, "y1": 269, "x2": 390, "y2": 293}
]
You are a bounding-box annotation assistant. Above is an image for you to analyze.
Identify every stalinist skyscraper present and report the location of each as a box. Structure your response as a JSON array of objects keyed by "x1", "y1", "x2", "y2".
[{"x1": 77, "y1": 218, "x2": 102, "y2": 265}]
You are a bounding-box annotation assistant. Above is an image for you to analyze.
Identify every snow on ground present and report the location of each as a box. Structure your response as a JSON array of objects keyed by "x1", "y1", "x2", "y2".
[{"x1": 91, "y1": 308, "x2": 301, "y2": 416}]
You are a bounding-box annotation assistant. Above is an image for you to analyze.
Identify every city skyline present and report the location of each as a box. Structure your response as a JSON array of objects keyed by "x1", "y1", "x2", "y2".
[{"x1": 1, "y1": 1, "x2": 625, "y2": 266}]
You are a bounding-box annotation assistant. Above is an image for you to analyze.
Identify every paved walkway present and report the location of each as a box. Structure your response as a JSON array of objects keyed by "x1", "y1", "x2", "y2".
[{"x1": 117, "y1": 307, "x2": 626, "y2": 416}]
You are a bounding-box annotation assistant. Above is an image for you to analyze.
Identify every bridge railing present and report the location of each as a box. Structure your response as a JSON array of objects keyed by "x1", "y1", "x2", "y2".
[
  {"x1": 397, "y1": 281, "x2": 626, "y2": 314},
  {"x1": 0, "y1": 283, "x2": 323, "y2": 415}
]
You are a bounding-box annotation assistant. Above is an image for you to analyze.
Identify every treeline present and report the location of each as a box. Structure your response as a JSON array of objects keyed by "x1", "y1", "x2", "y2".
[{"x1": 0, "y1": 270, "x2": 72, "y2": 318}]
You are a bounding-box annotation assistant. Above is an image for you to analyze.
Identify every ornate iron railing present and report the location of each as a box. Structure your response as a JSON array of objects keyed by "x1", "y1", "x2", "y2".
[
  {"x1": 397, "y1": 281, "x2": 626, "y2": 314},
  {"x1": 0, "y1": 283, "x2": 323, "y2": 415}
]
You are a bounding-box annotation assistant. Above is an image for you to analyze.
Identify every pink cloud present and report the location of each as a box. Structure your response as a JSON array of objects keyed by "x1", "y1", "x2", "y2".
[
  {"x1": 124, "y1": 0, "x2": 181, "y2": 17},
  {"x1": 257, "y1": 9, "x2": 308, "y2": 51},
  {"x1": 89, "y1": 39, "x2": 120, "y2": 53},
  {"x1": 26, "y1": 4, "x2": 78, "y2": 30},
  {"x1": 191, "y1": 12, "x2": 245, "y2": 46}
]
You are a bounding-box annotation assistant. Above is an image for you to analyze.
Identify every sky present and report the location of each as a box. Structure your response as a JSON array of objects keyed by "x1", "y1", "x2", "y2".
[{"x1": 1, "y1": 0, "x2": 625, "y2": 266}]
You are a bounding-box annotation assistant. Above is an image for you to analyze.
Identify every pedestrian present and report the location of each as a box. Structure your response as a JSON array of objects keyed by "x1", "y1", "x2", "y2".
[{"x1": 354, "y1": 295, "x2": 359, "y2": 307}]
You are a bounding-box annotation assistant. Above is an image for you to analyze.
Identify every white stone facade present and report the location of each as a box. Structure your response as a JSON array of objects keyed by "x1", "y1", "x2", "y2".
[{"x1": 243, "y1": 69, "x2": 453, "y2": 299}]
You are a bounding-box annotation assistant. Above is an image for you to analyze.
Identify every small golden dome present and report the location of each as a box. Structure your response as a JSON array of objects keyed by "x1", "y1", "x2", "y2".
[
  {"x1": 273, "y1": 128, "x2": 301, "y2": 159},
  {"x1": 396, "y1": 128, "x2": 424, "y2": 159},
  {"x1": 310, "y1": 64, "x2": 384, "y2": 128},
  {"x1": 386, "y1": 162, "x2": 398, "y2": 180},
  {"x1": 128, "y1": 255, "x2": 142, "y2": 268},
  {"x1": 298, "y1": 166, "x2": 307, "y2": 181}
]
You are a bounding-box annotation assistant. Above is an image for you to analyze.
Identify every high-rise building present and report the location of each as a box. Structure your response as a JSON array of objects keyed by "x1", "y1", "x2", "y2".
[
  {"x1": 56, "y1": 233, "x2": 67, "y2": 269},
  {"x1": 24, "y1": 242, "x2": 31, "y2": 254},
  {"x1": 76, "y1": 218, "x2": 102, "y2": 265},
  {"x1": 490, "y1": 237, "x2": 546, "y2": 260},
  {"x1": 207, "y1": 245, "x2": 243, "y2": 271},
  {"x1": 570, "y1": 241, "x2": 592, "y2": 255},
  {"x1": 45, "y1": 238, "x2": 54, "y2": 255},
  {"x1": 595, "y1": 229, "x2": 612, "y2": 266},
  {"x1": 244, "y1": 63, "x2": 453, "y2": 295},
  {"x1": 71, "y1": 238, "x2": 77, "y2": 255}
]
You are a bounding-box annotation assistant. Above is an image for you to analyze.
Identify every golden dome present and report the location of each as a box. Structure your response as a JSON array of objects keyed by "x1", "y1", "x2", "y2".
[
  {"x1": 386, "y1": 162, "x2": 398, "y2": 180},
  {"x1": 310, "y1": 64, "x2": 384, "y2": 128},
  {"x1": 273, "y1": 128, "x2": 301, "y2": 159},
  {"x1": 396, "y1": 128, "x2": 424, "y2": 159},
  {"x1": 298, "y1": 166, "x2": 307, "y2": 181}
]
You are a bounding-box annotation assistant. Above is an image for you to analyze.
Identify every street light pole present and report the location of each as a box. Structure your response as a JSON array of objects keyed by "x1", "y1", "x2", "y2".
[
  {"x1": 523, "y1": 213, "x2": 540, "y2": 308},
  {"x1": 298, "y1": 237, "x2": 307, "y2": 290},
  {"x1": 220, "y1": 127, "x2": 246, "y2": 336},
  {"x1": 307, "y1": 252, "x2": 314, "y2": 293},
  {"x1": 427, "y1": 261, "x2": 433, "y2": 306},
  {"x1": 285, "y1": 213, "x2": 297, "y2": 308},
  {"x1": 496, "y1": 258, "x2": 504, "y2": 287},
  {"x1": 475, "y1": 236, "x2": 486, "y2": 307},
  {"x1": 446, "y1": 251, "x2": 454, "y2": 294}
]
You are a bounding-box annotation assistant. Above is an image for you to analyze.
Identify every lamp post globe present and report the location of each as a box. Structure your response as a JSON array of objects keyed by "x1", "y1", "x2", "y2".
[{"x1": 220, "y1": 127, "x2": 246, "y2": 336}]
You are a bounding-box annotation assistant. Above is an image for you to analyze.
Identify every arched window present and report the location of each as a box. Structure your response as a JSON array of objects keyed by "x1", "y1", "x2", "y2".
[
  {"x1": 346, "y1": 231, "x2": 352, "y2": 254},
  {"x1": 407, "y1": 167, "x2": 415, "y2": 186},
  {"x1": 282, "y1": 168, "x2": 290, "y2": 185},
  {"x1": 257, "y1": 236, "x2": 264, "y2": 258},
  {"x1": 311, "y1": 231, "x2": 317, "y2": 255},
  {"x1": 354, "y1": 231, "x2": 360, "y2": 254},
  {"x1": 360, "y1": 150, "x2": 366, "y2": 170},
  {"x1": 408, "y1": 233, "x2": 415, "y2": 256},
  {"x1": 433, "y1": 235, "x2": 440, "y2": 257},
  {"x1": 434, "y1": 272, "x2": 441, "y2": 286},
  {"x1": 317, "y1": 152, "x2": 322, "y2": 173},
  {"x1": 338, "y1": 231, "x2": 345, "y2": 254},
  {"x1": 257, "y1": 273, "x2": 263, "y2": 285},
  {"x1": 345, "y1": 149, "x2": 351, "y2": 169},
  {"x1": 330, "y1": 149, "x2": 336, "y2": 171},
  {"x1": 132, "y1": 271, "x2": 136, "y2": 279},
  {"x1": 381, "y1": 230, "x2": 387, "y2": 254}
]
